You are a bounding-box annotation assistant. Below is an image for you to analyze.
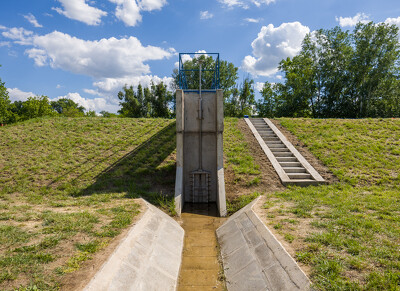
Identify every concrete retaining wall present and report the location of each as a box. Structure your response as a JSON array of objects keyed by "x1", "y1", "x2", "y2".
[
  {"x1": 84, "y1": 199, "x2": 184, "y2": 291},
  {"x1": 216, "y1": 198, "x2": 310, "y2": 291}
]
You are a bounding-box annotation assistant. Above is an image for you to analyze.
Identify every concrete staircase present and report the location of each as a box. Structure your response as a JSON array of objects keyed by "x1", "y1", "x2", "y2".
[{"x1": 245, "y1": 118, "x2": 326, "y2": 186}]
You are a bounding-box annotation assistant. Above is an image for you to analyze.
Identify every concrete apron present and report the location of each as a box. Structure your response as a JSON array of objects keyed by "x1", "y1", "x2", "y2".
[{"x1": 216, "y1": 197, "x2": 311, "y2": 291}]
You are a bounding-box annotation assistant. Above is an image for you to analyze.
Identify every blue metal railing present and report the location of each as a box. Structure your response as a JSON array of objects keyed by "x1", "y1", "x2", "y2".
[{"x1": 178, "y1": 52, "x2": 220, "y2": 92}]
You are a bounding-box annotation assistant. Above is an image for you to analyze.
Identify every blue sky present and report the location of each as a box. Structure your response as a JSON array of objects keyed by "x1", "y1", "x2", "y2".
[{"x1": 1, "y1": 0, "x2": 399, "y2": 113}]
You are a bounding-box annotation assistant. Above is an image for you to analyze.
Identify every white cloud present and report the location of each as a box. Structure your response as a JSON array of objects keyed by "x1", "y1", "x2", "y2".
[
  {"x1": 23, "y1": 13, "x2": 43, "y2": 28},
  {"x1": 7, "y1": 88, "x2": 37, "y2": 102},
  {"x1": 93, "y1": 75, "x2": 173, "y2": 93},
  {"x1": 1, "y1": 27, "x2": 33, "y2": 45},
  {"x1": 109, "y1": 0, "x2": 167, "y2": 26},
  {"x1": 21, "y1": 31, "x2": 172, "y2": 79},
  {"x1": 200, "y1": 11, "x2": 214, "y2": 20},
  {"x1": 385, "y1": 16, "x2": 400, "y2": 28},
  {"x1": 242, "y1": 22, "x2": 310, "y2": 77},
  {"x1": 53, "y1": 0, "x2": 107, "y2": 26},
  {"x1": 218, "y1": 0, "x2": 248, "y2": 9},
  {"x1": 0, "y1": 41, "x2": 10, "y2": 47},
  {"x1": 255, "y1": 82, "x2": 264, "y2": 92},
  {"x1": 219, "y1": 0, "x2": 274, "y2": 9},
  {"x1": 54, "y1": 92, "x2": 120, "y2": 113},
  {"x1": 244, "y1": 17, "x2": 261, "y2": 23},
  {"x1": 109, "y1": 0, "x2": 142, "y2": 26},
  {"x1": 138, "y1": 0, "x2": 167, "y2": 11},
  {"x1": 335, "y1": 13, "x2": 370, "y2": 27}
]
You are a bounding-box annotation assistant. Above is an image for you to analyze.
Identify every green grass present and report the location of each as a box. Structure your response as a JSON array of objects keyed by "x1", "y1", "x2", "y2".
[
  {"x1": 226, "y1": 191, "x2": 261, "y2": 215},
  {"x1": 223, "y1": 118, "x2": 261, "y2": 184},
  {"x1": 0, "y1": 117, "x2": 176, "y2": 290},
  {"x1": 265, "y1": 118, "x2": 400, "y2": 290}
]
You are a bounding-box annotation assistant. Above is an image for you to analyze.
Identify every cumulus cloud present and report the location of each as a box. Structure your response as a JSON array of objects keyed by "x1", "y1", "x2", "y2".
[
  {"x1": 138, "y1": 0, "x2": 167, "y2": 11},
  {"x1": 2, "y1": 27, "x2": 175, "y2": 113},
  {"x1": 93, "y1": 75, "x2": 173, "y2": 93},
  {"x1": 7, "y1": 88, "x2": 37, "y2": 102},
  {"x1": 54, "y1": 92, "x2": 120, "y2": 113},
  {"x1": 109, "y1": 0, "x2": 142, "y2": 26},
  {"x1": 200, "y1": 11, "x2": 214, "y2": 20},
  {"x1": 242, "y1": 22, "x2": 310, "y2": 77},
  {"x1": 385, "y1": 16, "x2": 400, "y2": 28},
  {"x1": 52, "y1": 0, "x2": 107, "y2": 26},
  {"x1": 23, "y1": 13, "x2": 43, "y2": 28},
  {"x1": 20, "y1": 31, "x2": 173, "y2": 79},
  {"x1": 109, "y1": 0, "x2": 167, "y2": 26},
  {"x1": 335, "y1": 13, "x2": 370, "y2": 27},
  {"x1": 1, "y1": 27, "x2": 33, "y2": 45}
]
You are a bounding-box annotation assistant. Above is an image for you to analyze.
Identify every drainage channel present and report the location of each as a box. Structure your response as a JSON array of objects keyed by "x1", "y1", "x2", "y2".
[{"x1": 177, "y1": 203, "x2": 226, "y2": 290}]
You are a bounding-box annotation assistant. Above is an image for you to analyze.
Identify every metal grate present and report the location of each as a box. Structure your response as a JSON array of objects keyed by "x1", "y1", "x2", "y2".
[{"x1": 190, "y1": 170, "x2": 210, "y2": 203}]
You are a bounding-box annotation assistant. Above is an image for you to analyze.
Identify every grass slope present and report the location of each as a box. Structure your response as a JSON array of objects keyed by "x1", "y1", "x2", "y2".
[
  {"x1": 0, "y1": 117, "x2": 176, "y2": 290},
  {"x1": 265, "y1": 118, "x2": 400, "y2": 290},
  {"x1": 0, "y1": 117, "x2": 262, "y2": 290}
]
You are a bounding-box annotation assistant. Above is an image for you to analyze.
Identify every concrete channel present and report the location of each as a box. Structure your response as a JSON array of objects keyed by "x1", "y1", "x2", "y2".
[{"x1": 177, "y1": 204, "x2": 226, "y2": 290}]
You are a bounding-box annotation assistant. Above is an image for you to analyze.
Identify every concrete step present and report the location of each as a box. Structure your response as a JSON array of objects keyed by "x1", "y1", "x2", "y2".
[
  {"x1": 288, "y1": 173, "x2": 312, "y2": 179},
  {"x1": 270, "y1": 148, "x2": 290, "y2": 152},
  {"x1": 265, "y1": 141, "x2": 283, "y2": 145},
  {"x1": 268, "y1": 144, "x2": 287, "y2": 148},
  {"x1": 274, "y1": 152, "x2": 294, "y2": 157},
  {"x1": 263, "y1": 137, "x2": 280, "y2": 141},
  {"x1": 283, "y1": 167, "x2": 307, "y2": 173},
  {"x1": 280, "y1": 162, "x2": 302, "y2": 167},
  {"x1": 276, "y1": 157, "x2": 297, "y2": 162}
]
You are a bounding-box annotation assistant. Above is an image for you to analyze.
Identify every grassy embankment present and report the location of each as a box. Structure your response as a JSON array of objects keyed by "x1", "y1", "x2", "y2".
[
  {"x1": 0, "y1": 117, "x2": 176, "y2": 290},
  {"x1": 266, "y1": 118, "x2": 400, "y2": 290},
  {"x1": 0, "y1": 116, "x2": 262, "y2": 290}
]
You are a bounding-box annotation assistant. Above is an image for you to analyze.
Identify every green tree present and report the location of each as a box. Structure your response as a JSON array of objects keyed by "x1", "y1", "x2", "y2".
[
  {"x1": 150, "y1": 81, "x2": 172, "y2": 118},
  {"x1": 51, "y1": 98, "x2": 85, "y2": 117},
  {"x1": 0, "y1": 77, "x2": 12, "y2": 124},
  {"x1": 118, "y1": 85, "x2": 141, "y2": 117},
  {"x1": 351, "y1": 22, "x2": 400, "y2": 117},
  {"x1": 257, "y1": 81, "x2": 277, "y2": 117},
  {"x1": 18, "y1": 96, "x2": 56, "y2": 120},
  {"x1": 225, "y1": 78, "x2": 255, "y2": 117}
]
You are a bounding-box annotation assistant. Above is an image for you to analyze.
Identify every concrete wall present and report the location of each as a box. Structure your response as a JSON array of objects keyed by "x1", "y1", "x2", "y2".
[{"x1": 175, "y1": 89, "x2": 226, "y2": 216}]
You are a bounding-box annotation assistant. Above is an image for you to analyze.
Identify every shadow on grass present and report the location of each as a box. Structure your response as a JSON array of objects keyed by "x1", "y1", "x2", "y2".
[{"x1": 77, "y1": 122, "x2": 177, "y2": 213}]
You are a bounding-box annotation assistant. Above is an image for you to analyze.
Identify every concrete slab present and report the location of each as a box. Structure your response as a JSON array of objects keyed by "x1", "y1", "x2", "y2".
[
  {"x1": 84, "y1": 199, "x2": 184, "y2": 291},
  {"x1": 217, "y1": 197, "x2": 311, "y2": 291}
]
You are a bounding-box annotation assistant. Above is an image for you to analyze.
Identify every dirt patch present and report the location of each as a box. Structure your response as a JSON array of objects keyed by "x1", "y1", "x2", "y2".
[
  {"x1": 224, "y1": 119, "x2": 285, "y2": 200},
  {"x1": 270, "y1": 119, "x2": 338, "y2": 184},
  {"x1": 59, "y1": 199, "x2": 146, "y2": 291}
]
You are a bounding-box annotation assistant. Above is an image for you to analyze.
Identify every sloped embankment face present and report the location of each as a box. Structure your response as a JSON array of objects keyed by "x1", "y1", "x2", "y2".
[
  {"x1": 255, "y1": 118, "x2": 400, "y2": 290},
  {"x1": 0, "y1": 117, "x2": 177, "y2": 290}
]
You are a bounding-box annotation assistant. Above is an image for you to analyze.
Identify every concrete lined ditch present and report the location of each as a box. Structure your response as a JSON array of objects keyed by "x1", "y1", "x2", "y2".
[{"x1": 177, "y1": 203, "x2": 226, "y2": 290}]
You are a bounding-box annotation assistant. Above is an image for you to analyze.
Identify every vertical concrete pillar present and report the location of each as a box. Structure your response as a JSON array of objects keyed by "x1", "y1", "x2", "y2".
[
  {"x1": 175, "y1": 90, "x2": 184, "y2": 216},
  {"x1": 216, "y1": 89, "x2": 227, "y2": 216}
]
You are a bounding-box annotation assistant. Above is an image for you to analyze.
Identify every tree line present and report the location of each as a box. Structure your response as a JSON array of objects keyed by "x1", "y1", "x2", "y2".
[
  {"x1": 1, "y1": 21, "x2": 399, "y2": 125},
  {"x1": 258, "y1": 22, "x2": 400, "y2": 118}
]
